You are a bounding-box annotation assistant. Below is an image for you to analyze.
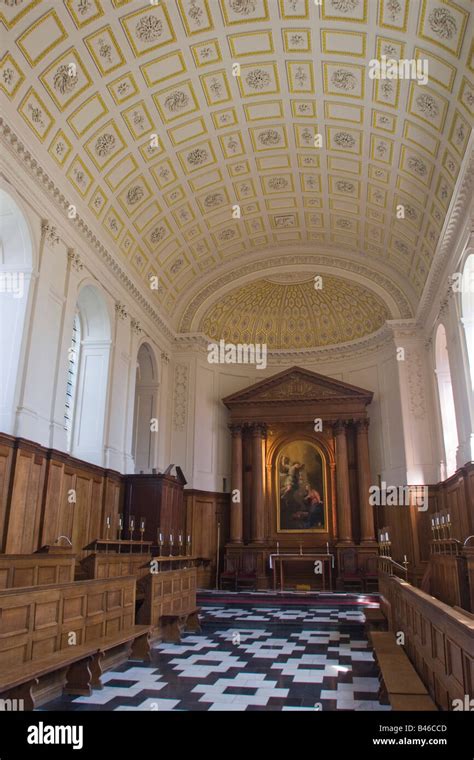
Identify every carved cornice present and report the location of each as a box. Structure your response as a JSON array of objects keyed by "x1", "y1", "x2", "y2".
[
  {"x1": 417, "y1": 143, "x2": 474, "y2": 326},
  {"x1": 0, "y1": 117, "x2": 175, "y2": 344},
  {"x1": 173, "y1": 321, "x2": 410, "y2": 363}
]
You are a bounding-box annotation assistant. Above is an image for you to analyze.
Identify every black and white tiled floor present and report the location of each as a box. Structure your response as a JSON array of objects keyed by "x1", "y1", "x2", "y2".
[{"x1": 42, "y1": 594, "x2": 390, "y2": 712}]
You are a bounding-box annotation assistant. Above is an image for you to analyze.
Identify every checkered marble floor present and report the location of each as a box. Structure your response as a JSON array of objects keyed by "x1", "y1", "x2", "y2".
[{"x1": 41, "y1": 594, "x2": 390, "y2": 712}]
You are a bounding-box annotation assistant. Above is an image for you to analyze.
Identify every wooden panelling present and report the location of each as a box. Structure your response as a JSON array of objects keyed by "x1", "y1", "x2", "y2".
[
  {"x1": 429, "y1": 554, "x2": 465, "y2": 609},
  {"x1": 380, "y1": 573, "x2": 474, "y2": 708},
  {"x1": 0, "y1": 576, "x2": 137, "y2": 668},
  {"x1": 378, "y1": 462, "x2": 474, "y2": 585},
  {"x1": 5, "y1": 440, "x2": 46, "y2": 554},
  {"x1": 0, "y1": 554, "x2": 75, "y2": 589},
  {"x1": 137, "y1": 567, "x2": 197, "y2": 640},
  {"x1": 185, "y1": 490, "x2": 229, "y2": 588},
  {"x1": 0, "y1": 434, "x2": 121, "y2": 557},
  {"x1": 123, "y1": 472, "x2": 186, "y2": 545},
  {"x1": 0, "y1": 438, "x2": 14, "y2": 552},
  {"x1": 81, "y1": 553, "x2": 152, "y2": 584}
]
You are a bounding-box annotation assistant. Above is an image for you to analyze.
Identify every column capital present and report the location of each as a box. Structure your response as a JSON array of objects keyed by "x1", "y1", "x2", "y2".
[
  {"x1": 333, "y1": 419, "x2": 348, "y2": 436},
  {"x1": 355, "y1": 418, "x2": 370, "y2": 434},
  {"x1": 249, "y1": 422, "x2": 267, "y2": 438},
  {"x1": 228, "y1": 423, "x2": 244, "y2": 437}
]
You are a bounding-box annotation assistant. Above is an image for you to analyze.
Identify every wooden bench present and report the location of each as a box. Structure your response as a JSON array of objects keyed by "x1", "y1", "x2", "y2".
[
  {"x1": 369, "y1": 630, "x2": 401, "y2": 654},
  {"x1": 369, "y1": 631, "x2": 437, "y2": 711},
  {"x1": 0, "y1": 576, "x2": 151, "y2": 708},
  {"x1": 364, "y1": 607, "x2": 387, "y2": 633},
  {"x1": 0, "y1": 553, "x2": 75, "y2": 589},
  {"x1": 137, "y1": 566, "x2": 200, "y2": 643}
]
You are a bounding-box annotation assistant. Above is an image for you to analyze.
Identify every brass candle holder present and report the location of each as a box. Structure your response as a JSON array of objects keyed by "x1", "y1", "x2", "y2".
[
  {"x1": 118, "y1": 514, "x2": 123, "y2": 553},
  {"x1": 157, "y1": 530, "x2": 164, "y2": 557}
]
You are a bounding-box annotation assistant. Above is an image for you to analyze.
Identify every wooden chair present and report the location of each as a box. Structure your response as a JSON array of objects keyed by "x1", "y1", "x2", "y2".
[
  {"x1": 236, "y1": 552, "x2": 257, "y2": 591},
  {"x1": 338, "y1": 548, "x2": 363, "y2": 591},
  {"x1": 362, "y1": 555, "x2": 379, "y2": 592},
  {"x1": 220, "y1": 555, "x2": 239, "y2": 591}
]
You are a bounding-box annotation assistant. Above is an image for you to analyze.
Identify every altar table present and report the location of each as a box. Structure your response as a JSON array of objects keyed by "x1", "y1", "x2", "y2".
[{"x1": 269, "y1": 553, "x2": 335, "y2": 591}]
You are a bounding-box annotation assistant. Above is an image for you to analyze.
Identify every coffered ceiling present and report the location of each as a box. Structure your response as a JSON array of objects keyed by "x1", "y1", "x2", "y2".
[{"x1": 1, "y1": 0, "x2": 473, "y2": 345}]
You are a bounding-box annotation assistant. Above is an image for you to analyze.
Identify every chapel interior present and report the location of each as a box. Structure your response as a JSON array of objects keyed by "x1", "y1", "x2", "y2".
[{"x1": 0, "y1": 0, "x2": 473, "y2": 715}]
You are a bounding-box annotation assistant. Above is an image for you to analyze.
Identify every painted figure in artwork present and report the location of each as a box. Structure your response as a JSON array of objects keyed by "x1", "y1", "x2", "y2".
[{"x1": 277, "y1": 442, "x2": 326, "y2": 532}]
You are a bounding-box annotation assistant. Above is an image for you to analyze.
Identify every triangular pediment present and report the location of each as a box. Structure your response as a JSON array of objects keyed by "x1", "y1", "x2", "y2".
[{"x1": 223, "y1": 367, "x2": 373, "y2": 407}]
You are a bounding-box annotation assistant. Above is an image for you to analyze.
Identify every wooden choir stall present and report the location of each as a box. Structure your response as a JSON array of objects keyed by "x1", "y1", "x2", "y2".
[
  {"x1": 0, "y1": 463, "x2": 200, "y2": 709},
  {"x1": 221, "y1": 366, "x2": 379, "y2": 591}
]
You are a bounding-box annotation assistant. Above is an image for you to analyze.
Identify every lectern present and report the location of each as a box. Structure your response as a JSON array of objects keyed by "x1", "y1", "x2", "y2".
[{"x1": 122, "y1": 467, "x2": 187, "y2": 544}]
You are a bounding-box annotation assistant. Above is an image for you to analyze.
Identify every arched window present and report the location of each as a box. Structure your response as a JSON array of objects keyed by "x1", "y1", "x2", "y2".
[
  {"x1": 132, "y1": 343, "x2": 159, "y2": 473},
  {"x1": 69, "y1": 285, "x2": 111, "y2": 466},
  {"x1": 435, "y1": 324, "x2": 459, "y2": 478},
  {"x1": 461, "y1": 254, "x2": 474, "y2": 393},
  {"x1": 0, "y1": 189, "x2": 33, "y2": 434},
  {"x1": 64, "y1": 312, "x2": 81, "y2": 450}
]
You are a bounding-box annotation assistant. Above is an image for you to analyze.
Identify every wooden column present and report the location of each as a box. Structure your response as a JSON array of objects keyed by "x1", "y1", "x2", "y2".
[
  {"x1": 334, "y1": 420, "x2": 353, "y2": 544},
  {"x1": 229, "y1": 424, "x2": 243, "y2": 544},
  {"x1": 251, "y1": 424, "x2": 266, "y2": 544},
  {"x1": 330, "y1": 462, "x2": 338, "y2": 542},
  {"x1": 356, "y1": 419, "x2": 376, "y2": 544}
]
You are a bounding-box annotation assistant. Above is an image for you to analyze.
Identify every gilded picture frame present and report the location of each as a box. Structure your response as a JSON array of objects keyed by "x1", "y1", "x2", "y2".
[{"x1": 276, "y1": 440, "x2": 327, "y2": 533}]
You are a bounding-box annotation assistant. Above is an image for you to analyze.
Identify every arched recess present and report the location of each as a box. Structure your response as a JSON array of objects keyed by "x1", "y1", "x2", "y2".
[
  {"x1": 435, "y1": 324, "x2": 459, "y2": 479},
  {"x1": 461, "y1": 253, "x2": 474, "y2": 393},
  {"x1": 69, "y1": 284, "x2": 111, "y2": 466},
  {"x1": 132, "y1": 342, "x2": 159, "y2": 473},
  {"x1": 0, "y1": 188, "x2": 33, "y2": 434}
]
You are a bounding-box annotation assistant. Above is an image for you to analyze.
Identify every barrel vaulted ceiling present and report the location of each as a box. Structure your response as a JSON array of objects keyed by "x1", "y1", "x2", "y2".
[{"x1": 0, "y1": 0, "x2": 473, "y2": 347}]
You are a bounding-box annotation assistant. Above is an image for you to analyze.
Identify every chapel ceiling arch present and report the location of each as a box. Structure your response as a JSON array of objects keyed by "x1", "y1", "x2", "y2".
[{"x1": 0, "y1": 0, "x2": 472, "y2": 330}]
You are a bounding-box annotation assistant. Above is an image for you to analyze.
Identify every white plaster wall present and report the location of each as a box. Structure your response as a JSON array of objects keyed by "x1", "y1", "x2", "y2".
[
  {"x1": 0, "y1": 169, "x2": 172, "y2": 474},
  {"x1": 169, "y1": 342, "x2": 414, "y2": 493}
]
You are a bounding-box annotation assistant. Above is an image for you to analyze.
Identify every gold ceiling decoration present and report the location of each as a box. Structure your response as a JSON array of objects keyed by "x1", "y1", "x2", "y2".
[
  {"x1": 1, "y1": 0, "x2": 473, "y2": 335},
  {"x1": 199, "y1": 275, "x2": 391, "y2": 349}
]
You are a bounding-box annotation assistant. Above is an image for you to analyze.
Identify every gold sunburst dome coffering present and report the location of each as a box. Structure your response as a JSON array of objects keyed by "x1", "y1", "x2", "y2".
[{"x1": 199, "y1": 275, "x2": 390, "y2": 349}]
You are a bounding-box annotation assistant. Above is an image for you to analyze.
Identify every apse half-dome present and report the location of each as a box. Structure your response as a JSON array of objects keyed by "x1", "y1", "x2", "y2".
[{"x1": 199, "y1": 275, "x2": 390, "y2": 350}]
